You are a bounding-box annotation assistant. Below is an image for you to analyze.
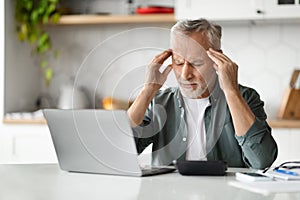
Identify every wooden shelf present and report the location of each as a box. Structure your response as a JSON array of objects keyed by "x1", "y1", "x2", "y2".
[
  {"x1": 267, "y1": 119, "x2": 300, "y2": 128},
  {"x1": 2, "y1": 118, "x2": 47, "y2": 125},
  {"x1": 2, "y1": 117, "x2": 300, "y2": 128},
  {"x1": 55, "y1": 14, "x2": 176, "y2": 25}
]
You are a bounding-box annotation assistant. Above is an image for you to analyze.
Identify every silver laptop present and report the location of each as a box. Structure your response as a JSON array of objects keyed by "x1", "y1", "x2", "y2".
[{"x1": 43, "y1": 109, "x2": 175, "y2": 177}]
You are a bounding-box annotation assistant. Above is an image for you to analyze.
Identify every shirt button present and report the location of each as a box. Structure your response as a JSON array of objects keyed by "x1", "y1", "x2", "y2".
[{"x1": 182, "y1": 137, "x2": 187, "y2": 142}]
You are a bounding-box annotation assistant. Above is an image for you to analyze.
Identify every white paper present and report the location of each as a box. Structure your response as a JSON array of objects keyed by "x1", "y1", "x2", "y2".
[{"x1": 229, "y1": 180, "x2": 300, "y2": 196}]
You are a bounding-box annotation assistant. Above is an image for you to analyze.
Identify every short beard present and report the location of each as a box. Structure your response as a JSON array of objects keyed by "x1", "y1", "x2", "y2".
[{"x1": 179, "y1": 85, "x2": 208, "y2": 99}]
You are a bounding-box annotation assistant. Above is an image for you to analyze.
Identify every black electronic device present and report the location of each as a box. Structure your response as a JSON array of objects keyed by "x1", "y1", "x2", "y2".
[{"x1": 176, "y1": 160, "x2": 227, "y2": 176}]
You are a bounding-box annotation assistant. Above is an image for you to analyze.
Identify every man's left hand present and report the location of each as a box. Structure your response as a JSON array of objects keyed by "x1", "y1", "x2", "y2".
[{"x1": 207, "y1": 48, "x2": 239, "y2": 94}]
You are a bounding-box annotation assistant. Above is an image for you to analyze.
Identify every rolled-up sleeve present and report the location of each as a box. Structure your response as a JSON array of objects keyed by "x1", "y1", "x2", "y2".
[
  {"x1": 132, "y1": 99, "x2": 168, "y2": 154},
  {"x1": 235, "y1": 118, "x2": 277, "y2": 169},
  {"x1": 235, "y1": 87, "x2": 278, "y2": 169},
  {"x1": 132, "y1": 116, "x2": 154, "y2": 154}
]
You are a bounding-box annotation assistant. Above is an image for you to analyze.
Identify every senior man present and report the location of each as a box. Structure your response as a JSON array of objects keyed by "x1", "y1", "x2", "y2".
[{"x1": 127, "y1": 19, "x2": 277, "y2": 169}]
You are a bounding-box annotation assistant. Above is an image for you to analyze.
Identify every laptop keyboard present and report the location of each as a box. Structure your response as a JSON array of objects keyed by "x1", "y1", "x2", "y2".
[{"x1": 141, "y1": 165, "x2": 176, "y2": 176}]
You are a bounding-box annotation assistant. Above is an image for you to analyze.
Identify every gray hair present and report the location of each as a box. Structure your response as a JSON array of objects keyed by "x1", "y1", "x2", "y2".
[{"x1": 171, "y1": 19, "x2": 222, "y2": 50}]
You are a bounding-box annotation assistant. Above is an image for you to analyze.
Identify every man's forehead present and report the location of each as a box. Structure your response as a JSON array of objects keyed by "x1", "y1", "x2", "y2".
[
  {"x1": 171, "y1": 31, "x2": 208, "y2": 47},
  {"x1": 171, "y1": 32, "x2": 208, "y2": 58},
  {"x1": 171, "y1": 44, "x2": 208, "y2": 63},
  {"x1": 172, "y1": 53, "x2": 204, "y2": 62}
]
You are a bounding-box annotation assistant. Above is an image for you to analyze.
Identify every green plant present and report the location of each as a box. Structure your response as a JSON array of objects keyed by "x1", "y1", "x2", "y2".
[{"x1": 15, "y1": 0, "x2": 61, "y2": 86}]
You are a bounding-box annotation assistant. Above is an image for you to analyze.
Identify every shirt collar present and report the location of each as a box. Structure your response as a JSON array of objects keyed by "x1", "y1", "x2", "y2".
[{"x1": 208, "y1": 79, "x2": 223, "y2": 106}]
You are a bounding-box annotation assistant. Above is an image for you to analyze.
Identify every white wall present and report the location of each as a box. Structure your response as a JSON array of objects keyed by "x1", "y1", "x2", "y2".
[
  {"x1": 35, "y1": 22, "x2": 300, "y2": 120},
  {"x1": 0, "y1": 0, "x2": 4, "y2": 117},
  {"x1": 43, "y1": 24, "x2": 177, "y2": 108},
  {"x1": 5, "y1": 0, "x2": 300, "y2": 118},
  {"x1": 4, "y1": 0, "x2": 41, "y2": 113},
  {"x1": 221, "y1": 22, "x2": 300, "y2": 119}
]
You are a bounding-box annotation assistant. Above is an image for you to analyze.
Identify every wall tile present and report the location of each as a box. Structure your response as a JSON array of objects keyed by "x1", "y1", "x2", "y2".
[
  {"x1": 235, "y1": 44, "x2": 265, "y2": 78},
  {"x1": 297, "y1": 50, "x2": 300, "y2": 68},
  {"x1": 281, "y1": 24, "x2": 300, "y2": 49},
  {"x1": 221, "y1": 25, "x2": 250, "y2": 50},
  {"x1": 289, "y1": 130, "x2": 300, "y2": 160},
  {"x1": 252, "y1": 71, "x2": 283, "y2": 118},
  {"x1": 272, "y1": 129, "x2": 291, "y2": 166},
  {"x1": 250, "y1": 24, "x2": 280, "y2": 50},
  {"x1": 266, "y1": 43, "x2": 298, "y2": 78}
]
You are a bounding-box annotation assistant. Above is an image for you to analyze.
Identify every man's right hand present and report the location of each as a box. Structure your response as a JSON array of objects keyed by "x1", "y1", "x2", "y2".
[
  {"x1": 144, "y1": 49, "x2": 173, "y2": 93},
  {"x1": 127, "y1": 49, "x2": 172, "y2": 127}
]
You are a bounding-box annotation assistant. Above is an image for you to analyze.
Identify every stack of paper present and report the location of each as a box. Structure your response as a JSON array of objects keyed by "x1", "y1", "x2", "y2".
[
  {"x1": 230, "y1": 169, "x2": 300, "y2": 195},
  {"x1": 229, "y1": 181, "x2": 300, "y2": 195}
]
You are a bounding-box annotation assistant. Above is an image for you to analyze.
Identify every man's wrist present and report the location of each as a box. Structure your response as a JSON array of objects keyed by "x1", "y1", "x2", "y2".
[
  {"x1": 143, "y1": 84, "x2": 160, "y2": 94},
  {"x1": 141, "y1": 85, "x2": 159, "y2": 100},
  {"x1": 223, "y1": 87, "x2": 240, "y2": 99}
]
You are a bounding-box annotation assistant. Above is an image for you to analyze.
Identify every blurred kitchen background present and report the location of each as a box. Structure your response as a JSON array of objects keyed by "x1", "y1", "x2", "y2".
[{"x1": 1, "y1": 0, "x2": 300, "y2": 165}]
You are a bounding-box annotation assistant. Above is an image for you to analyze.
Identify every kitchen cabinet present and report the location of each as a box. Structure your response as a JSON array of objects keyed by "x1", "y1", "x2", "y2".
[
  {"x1": 175, "y1": 0, "x2": 300, "y2": 21},
  {"x1": 175, "y1": 0, "x2": 264, "y2": 21},
  {"x1": 264, "y1": 0, "x2": 300, "y2": 19},
  {"x1": 0, "y1": 124, "x2": 57, "y2": 164}
]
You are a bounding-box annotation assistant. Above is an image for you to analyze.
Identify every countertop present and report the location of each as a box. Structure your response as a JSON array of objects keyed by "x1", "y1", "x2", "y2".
[{"x1": 1, "y1": 164, "x2": 300, "y2": 200}]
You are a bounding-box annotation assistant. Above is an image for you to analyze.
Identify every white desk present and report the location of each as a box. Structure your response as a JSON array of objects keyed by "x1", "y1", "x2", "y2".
[{"x1": 1, "y1": 164, "x2": 300, "y2": 200}]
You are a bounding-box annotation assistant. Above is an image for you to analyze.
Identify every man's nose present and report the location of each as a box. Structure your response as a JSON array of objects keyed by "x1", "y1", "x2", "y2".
[{"x1": 181, "y1": 61, "x2": 194, "y2": 80}]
